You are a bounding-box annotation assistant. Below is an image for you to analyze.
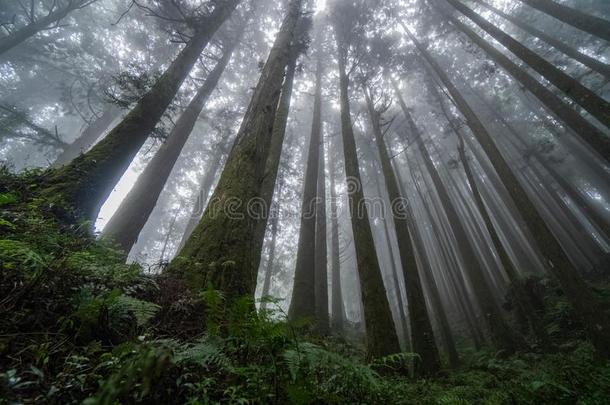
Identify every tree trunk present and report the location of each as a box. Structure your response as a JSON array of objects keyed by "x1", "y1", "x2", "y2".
[
  {"x1": 260, "y1": 179, "x2": 283, "y2": 311},
  {"x1": 329, "y1": 137, "x2": 346, "y2": 334},
  {"x1": 333, "y1": 30, "x2": 400, "y2": 358},
  {"x1": 408, "y1": 27, "x2": 610, "y2": 359},
  {"x1": 393, "y1": 74, "x2": 520, "y2": 352},
  {"x1": 0, "y1": 0, "x2": 95, "y2": 56},
  {"x1": 40, "y1": 0, "x2": 241, "y2": 223},
  {"x1": 168, "y1": 0, "x2": 303, "y2": 303},
  {"x1": 518, "y1": 0, "x2": 610, "y2": 42},
  {"x1": 365, "y1": 85, "x2": 440, "y2": 374},
  {"x1": 289, "y1": 57, "x2": 323, "y2": 323},
  {"x1": 420, "y1": 11, "x2": 610, "y2": 164},
  {"x1": 315, "y1": 137, "x2": 330, "y2": 335},
  {"x1": 102, "y1": 30, "x2": 242, "y2": 253},
  {"x1": 473, "y1": 0, "x2": 610, "y2": 79},
  {"x1": 444, "y1": 0, "x2": 610, "y2": 130},
  {"x1": 53, "y1": 105, "x2": 121, "y2": 167}
]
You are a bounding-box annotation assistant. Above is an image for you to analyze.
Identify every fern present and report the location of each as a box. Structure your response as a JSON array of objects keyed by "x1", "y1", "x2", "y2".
[
  {"x1": 174, "y1": 337, "x2": 231, "y2": 370},
  {"x1": 0, "y1": 239, "x2": 47, "y2": 272},
  {"x1": 112, "y1": 295, "x2": 161, "y2": 327}
]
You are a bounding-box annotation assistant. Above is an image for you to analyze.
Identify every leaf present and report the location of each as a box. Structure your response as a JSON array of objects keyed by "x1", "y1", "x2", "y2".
[{"x1": 0, "y1": 192, "x2": 18, "y2": 206}]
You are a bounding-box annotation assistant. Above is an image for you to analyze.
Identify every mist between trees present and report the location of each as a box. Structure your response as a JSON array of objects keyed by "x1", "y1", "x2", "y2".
[{"x1": 1, "y1": 0, "x2": 610, "y2": 397}]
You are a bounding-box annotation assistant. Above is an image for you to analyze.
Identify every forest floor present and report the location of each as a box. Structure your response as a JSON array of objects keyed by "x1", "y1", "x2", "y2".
[{"x1": 2, "y1": 167, "x2": 610, "y2": 404}]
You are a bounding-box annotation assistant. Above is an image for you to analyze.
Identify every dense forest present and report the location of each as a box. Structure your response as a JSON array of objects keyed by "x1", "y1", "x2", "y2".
[{"x1": 1, "y1": 0, "x2": 610, "y2": 403}]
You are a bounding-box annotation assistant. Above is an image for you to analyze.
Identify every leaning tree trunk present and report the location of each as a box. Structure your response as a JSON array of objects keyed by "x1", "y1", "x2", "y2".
[
  {"x1": 518, "y1": 0, "x2": 610, "y2": 42},
  {"x1": 102, "y1": 29, "x2": 242, "y2": 253},
  {"x1": 473, "y1": 0, "x2": 610, "y2": 79},
  {"x1": 408, "y1": 28, "x2": 610, "y2": 359},
  {"x1": 443, "y1": 0, "x2": 610, "y2": 130},
  {"x1": 333, "y1": 31, "x2": 400, "y2": 358},
  {"x1": 315, "y1": 137, "x2": 330, "y2": 335},
  {"x1": 168, "y1": 0, "x2": 303, "y2": 303},
  {"x1": 418, "y1": 11, "x2": 610, "y2": 164},
  {"x1": 0, "y1": 0, "x2": 96, "y2": 56},
  {"x1": 365, "y1": 85, "x2": 440, "y2": 375},
  {"x1": 329, "y1": 137, "x2": 347, "y2": 334},
  {"x1": 39, "y1": 0, "x2": 241, "y2": 224},
  {"x1": 53, "y1": 105, "x2": 121, "y2": 167},
  {"x1": 289, "y1": 57, "x2": 324, "y2": 324},
  {"x1": 393, "y1": 76, "x2": 520, "y2": 353}
]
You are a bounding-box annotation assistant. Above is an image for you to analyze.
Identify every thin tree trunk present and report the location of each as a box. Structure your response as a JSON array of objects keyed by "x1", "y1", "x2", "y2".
[
  {"x1": 408, "y1": 27, "x2": 610, "y2": 358},
  {"x1": 333, "y1": 30, "x2": 400, "y2": 358},
  {"x1": 40, "y1": 0, "x2": 240, "y2": 223},
  {"x1": 53, "y1": 105, "x2": 121, "y2": 167},
  {"x1": 518, "y1": 0, "x2": 610, "y2": 42},
  {"x1": 444, "y1": 0, "x2": 610, "y2": 130},
  {"x1": 168, "y1": 0, "x2": 303, "y2": 303},
  {"x1": 393, "y1": 76, "x2": 520, "y2": 352},
  {"x1": 315, "y1": 137, "x2": 330, "y2": 335},
  {"x1": 0, "y1": 0, "x2": 96, "y2": 56},
  {"x1": 473, "y1": 0, "x2": 610, "y2": 79},
  {"x1": 365, "y1": 85, "x2": 440, "y2": 374},
  {"x1": 260, "y1": 179, "x2": 283, "y2": 310},
  {"x1": 102, "y1": 30, "x2": 242, "y2": 253}
]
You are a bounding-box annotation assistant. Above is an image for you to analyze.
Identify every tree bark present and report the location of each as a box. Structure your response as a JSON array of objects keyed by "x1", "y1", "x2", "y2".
[
  {"x1": 473, "y1": 0, "x2": 610, "y2": 79},
  {"x1": 315, "y1": 137, "x2": 330, "y2": 335},
  {"x1": 102, "y1": 29, "x2": 242, "y2": 253},
  {"x1": 408, "y1": 27, "x2": 610, "y2": 359},
  {"x1": 0, "y1": 0, "x2": 96, "y2": 56},
  {"x1": 40, "y1": 0, "x2": 241, "y2": 223},
  {"x1": 444, "y1": 0, "x2": 610, "y2": 130},
  {"x1": 365, "y1": 85, "x2": 440, "y2": 374},
  {"x1": 422, "y1": 9, "x2": 610, "y2": 164},
  {"x1": 168, "y1": 0, "x2": 303, "y2": 303},
  {"x1": 53, "y1": 105, "x2": 121, "y2": 167},
  {"x1": 518, "y1": 0, "x2": 610, "y2": 42},
  {"x1": 289, "y1": 57, "x2": 323, "y2": 324},
  {"x1": 333, "y1": 28, "x2": 400, "y2": 358}
]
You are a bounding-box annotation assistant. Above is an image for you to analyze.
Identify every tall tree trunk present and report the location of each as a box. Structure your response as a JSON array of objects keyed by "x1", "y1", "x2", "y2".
[
  {"x1": 444, "y1": 0, "x2": 610, "y2": 130},
  {"x1": 168, "y1": 0, "x2": 303, "y2": 303},
  {"x1": 53, "y1": 105, "x2": 121, "y2": 167},
  {"x1": 160, "y1": 209, "x2": 180, "y2": 263},
  {"x1": 518, "y1": 0, "x2": 610, "y2": 42},
  {"x1": 315, "y1": 138, "x2": 330, "y2": 335},
  {"x1": 418, "y1": 11, "x2": 610, "y2": 164},
  {"x1": 393, "y1": 77, "x2": 519, "y2": 352},
  {"x1": 333, "y1": 29, "x2": 400, "y2": 358},
  {"x1": 39, "y1": 0, "x2": 241, "y2": 223},
  {"x1": 0, "y1": 0, "x2": 96, "y2": 56},
  {"x1": 102, "y1": 30, "x2": 242, "y2": 253},
  {"x1": 365, "y1": 85, "x2": 440, "y2": 374},
  {"x1": 329, "y1": 137, "x2": 346, "y2": 334},
  {"x1": 408, "y1": 28, "x2": 610, "y2": 358},
  {"x1": 473, "y1": 0, "x2": 610, "y2": 79},
  {"x1": 289, "y1": 57, "x2": 324, "y2": 323}
]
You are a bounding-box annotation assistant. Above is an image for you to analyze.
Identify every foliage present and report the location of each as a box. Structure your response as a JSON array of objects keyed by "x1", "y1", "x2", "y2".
[{"x1": 1, "y1": 169, "x2": 610, "y2": 404}]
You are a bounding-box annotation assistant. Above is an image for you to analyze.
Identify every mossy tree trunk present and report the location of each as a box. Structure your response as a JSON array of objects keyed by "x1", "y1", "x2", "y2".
[
  {"x1": 168, "y1": 0, "x2": 303, "y2": 303},
  {"x1": 53, "y1": 105, "x2": 121, "y2": 167},
  {"x1": 365, "y1": 85, "x2": 440, "y2": 374},
  {"x1": 333, "y1": 27, "x2": 400, "y2": 358},
  {"x1": 518, "y1": 0, "x2": 610, "y2": 41},
  {"x1": 40, "y1": 0, "x2": 241, "y2": 223},
  {"x1": 102, "y1": 28, "x2": 243, "y2": 253},
  {"x1": 408, "y1": 28, "x2": 610, "y2": 359}
]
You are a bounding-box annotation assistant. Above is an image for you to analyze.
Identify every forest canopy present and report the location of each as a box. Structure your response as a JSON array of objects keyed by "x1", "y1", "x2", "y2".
[{"x1": 1, "y1": 0, "x2": 610, "y2": 403}]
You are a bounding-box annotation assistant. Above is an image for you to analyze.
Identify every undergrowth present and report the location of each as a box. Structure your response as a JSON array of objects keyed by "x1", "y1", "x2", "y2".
[{"x1": 1, "y1": 167, "x2": 610, "y2": 404}]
